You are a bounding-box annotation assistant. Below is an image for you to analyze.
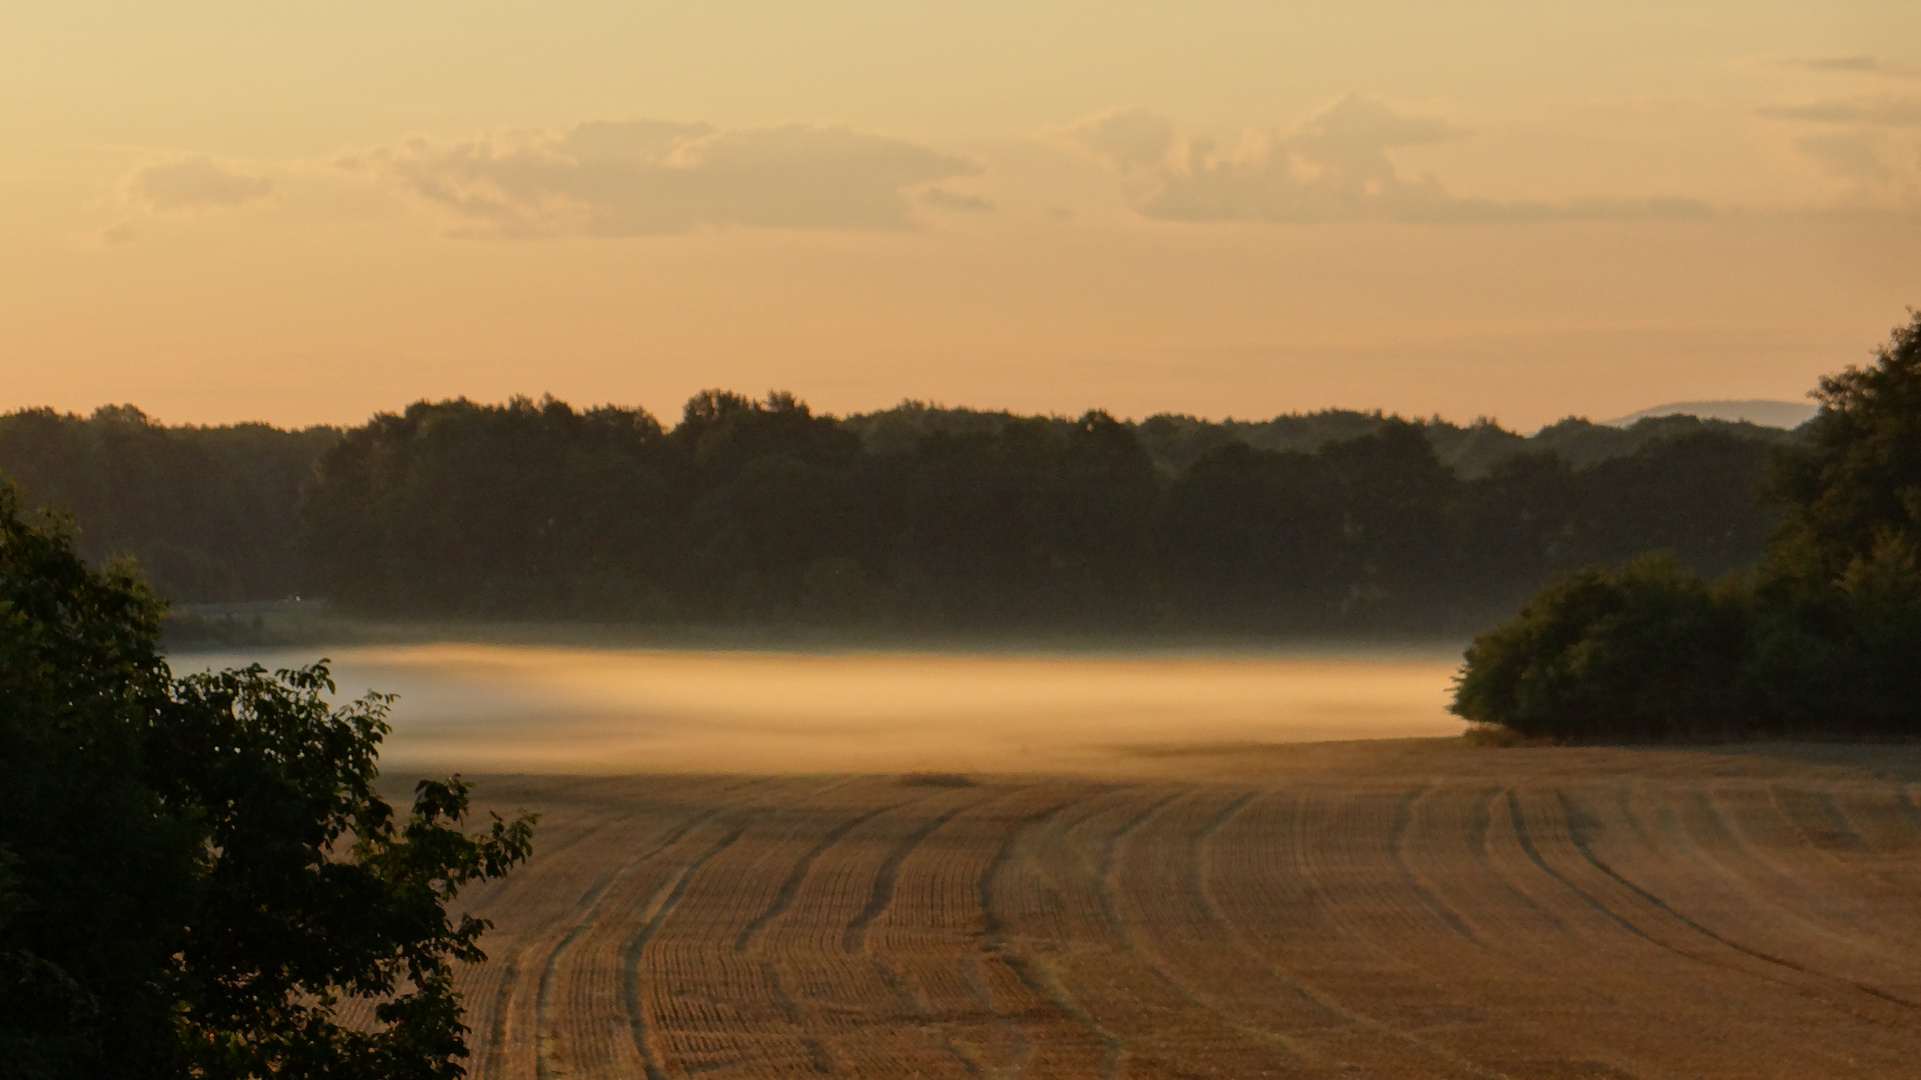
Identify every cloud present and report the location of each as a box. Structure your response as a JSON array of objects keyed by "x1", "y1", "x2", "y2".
[
  {"x1": 1068, "y1": 108, "x2": 1179, "y2": 171},
  {"x1": 1761, "y1": 92, "x2": 1921, "y2": 198},
  {"x1": 346, "y1": 119, "x2": 981, "y2": 237},
  {"x1": 1064, "y1": 96, "x2": 1711, "y2": 225},
  {"x1": 1775, "y1": 55, "x2": 1918, "y2": 78},
  {"x1": 921, "y1": 187, "x2": 995, "y2": 212},
  {"x1": 127, "y1": 158, "x2": 274, "y2": 211},
  {"x1": 1797, "y1": 131, "x2": 1899, "y2": 183},
  {"x1": 1761, "y1": 96, "x2": 1921, "y2": 126}
]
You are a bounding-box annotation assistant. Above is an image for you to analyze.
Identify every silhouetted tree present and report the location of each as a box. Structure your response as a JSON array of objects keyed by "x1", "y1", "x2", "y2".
[
  {"x1": 1454, "y1": 311, "x2": 1921, "y2": 740},
  {"x1": 0, "y1": 479, "x2": 535, "y2": 1078}
]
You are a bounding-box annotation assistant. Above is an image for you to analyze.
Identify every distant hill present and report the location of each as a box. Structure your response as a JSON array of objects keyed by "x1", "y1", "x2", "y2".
[{"x1": 1603, "y1": 399, "x2": 1816, "y2": 429}]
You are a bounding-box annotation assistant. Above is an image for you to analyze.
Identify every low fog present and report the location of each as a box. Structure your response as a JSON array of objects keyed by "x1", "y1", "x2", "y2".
[{"x1": 172, "y1": 645, "x2": 1466, "y2": 775}]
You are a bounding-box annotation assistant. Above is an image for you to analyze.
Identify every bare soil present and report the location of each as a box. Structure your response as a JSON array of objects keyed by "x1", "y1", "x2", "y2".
[{"x1": 415, "y1": 740, "x2": 1921, "y2": 1078}]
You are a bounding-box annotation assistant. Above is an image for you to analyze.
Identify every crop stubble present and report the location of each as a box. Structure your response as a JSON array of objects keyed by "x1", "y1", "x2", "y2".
[{"x1": 437, "y1": 743, "x2": 1921, "y2": 1079}]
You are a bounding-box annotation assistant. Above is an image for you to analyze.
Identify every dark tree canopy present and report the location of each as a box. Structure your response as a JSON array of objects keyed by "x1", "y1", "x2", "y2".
[
  {"x1": 0, "y1": 384, "x2": 1796, "y2": 639},
  {"x1": 1454, "y1": 311, "x2": 1921, "y2": 741},
  {"x1": 1772, "y1": 310, "x2": 1921, "y2": 582},
  {"x1": 0, "y1": 480, "x2": 535, "y2": 1079}
]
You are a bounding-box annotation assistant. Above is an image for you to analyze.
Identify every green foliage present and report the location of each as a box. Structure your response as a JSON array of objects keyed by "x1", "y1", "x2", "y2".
[
  {"x1": 1455, "y1": 311, "x2": 1921, "y2": 741},
  {"x1": 2, "y1": 388, "x2": 1794, "y2": 636},
  {"x1": 1452, "y1": 558, "x2": 1748, "y2": 741},
  {"x1": 0, "y1": 405, "x2": 337, "y2": 601},
  {"x1": 1770, "y1": 309, "x2": 1921, "y2": 582},
  {"x1": 0, "y1": 479, "x2": 535, "y2": 1078}
]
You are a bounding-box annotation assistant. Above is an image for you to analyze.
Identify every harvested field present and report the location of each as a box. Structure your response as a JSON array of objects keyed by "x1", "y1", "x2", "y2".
[{"x1": 421, "y1": 739, "x2": 1921, "y2": 1079}]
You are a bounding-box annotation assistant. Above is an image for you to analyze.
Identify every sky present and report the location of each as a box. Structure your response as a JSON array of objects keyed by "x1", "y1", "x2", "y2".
[{"x1": 3, "y1": 2, "x2": 1919, "y2": 431}]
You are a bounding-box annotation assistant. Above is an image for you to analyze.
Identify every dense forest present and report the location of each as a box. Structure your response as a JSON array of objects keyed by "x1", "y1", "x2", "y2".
[
  {"x1": 0, "y1": 394, "x2": 1797, "y2": 637},
  {"x1": 1454, "y1": 311, "x2": 1921, "y2": 739}
]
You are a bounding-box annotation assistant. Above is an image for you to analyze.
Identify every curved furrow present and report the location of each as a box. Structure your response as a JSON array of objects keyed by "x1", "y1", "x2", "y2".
[
  {"x1": 1640, "y1": 783, "x2": 1921, "y2": 1008},
  {"x1": 459, "y1": 783, "x2": 690, "y2": 1078},
  {"x1": 1388, "y1": 784, "x2": 1479, "y2": 942},
  {"x1": 760, "y1": 959, "x2": 838, "y2": 1076},
  {"x1": 533, "y1": 806, "x2": 730, "y2": 1079},
  {"x1": 840, "y1": 798, "x2": 980, "y2": 954},
  {"x1": 985, "y1": 787, "x2": 1162, "y2": 1080},
  {"x1": 748, "y1": 786, "x2": 995, "y2": 1077},
  {"x1": 862, "y1": 783, "x2": 1083, "y2": 1079},
  {"x1": 973, "y1": 787, "x2": 1096, "y2": 1078},
  {"x1": 622, "y1": 819, "x2": 760, "y2": 1080},
  {"x1": 1203, "y1": 787, "x2": 1524, "y2": 1079},
  {"x1": 641, "y1": 778, "x2": 896, "y2": 1079},
  {"x1": 615, "y1": 777, "x2": 863, "y2": 1080},
  {"x1": 1763, "y1": 783, "x2": 1921, "y2": 925},
  {"x1": 1063, "y1": 788, "x2": 1193, "y2": 1080},
  {"x1": 500, "y1": 776, "x2": 767, "y2": 1080},
  {"x1": 1513, "y1": 784, "x2": 1920, "y2": 1077},
  {"x1": 1111, "y1": 786, "x2": 1341, "y2": 1072},
  {"x1": 1476, "y1": 782, "x2": 1845, "y2": 1080},
  {"x1": 1821, "y1": 784, "x2": 1921, "y2": 899},
  {"x1": 845, "y1": 786, "x2": 1015, "y2": 1079},
  {"x1": 483, "y1": 809, "x2": 637, "y2": 1077},
  {"x1": 1351, "y1": 783, "x2": 1657, "y2": 1075},
  {"x1": 541, "y1": 777, "x2": 818, "y2": 1080},
  {"x1": 734, "y1": 799, "x2": 911, "y2": 955},
  {"x1": 469, "y1": 799, "x2": 635, "y2": 1079}
]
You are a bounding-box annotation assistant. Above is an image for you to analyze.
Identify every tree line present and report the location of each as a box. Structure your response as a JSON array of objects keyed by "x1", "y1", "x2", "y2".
[
  {"x1": 0, "y1": 393, "x2": 1795, "y2": 636},
  {"x1": 1454, "y1": 311, "x2": 1921, "y2": 740}
]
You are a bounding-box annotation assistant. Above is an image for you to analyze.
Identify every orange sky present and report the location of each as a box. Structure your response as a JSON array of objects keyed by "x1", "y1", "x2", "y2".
[{"x1": 4, "y1": 2, "x2": 1919, "y2": 430}]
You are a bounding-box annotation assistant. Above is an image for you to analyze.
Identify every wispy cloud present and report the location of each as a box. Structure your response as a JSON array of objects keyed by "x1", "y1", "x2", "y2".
[
  {"x1": 343, "y1": 120, "x2": 981, "y2": 238},
  {"x1": 1774, "y1": 54, "x2": 1918, "y2": 78},
  {"x1": 1761, "y1": 96, "x2": 1921, "y2": 126},
  {"x1": 1761, "y1": 91, "x2": 1921, "y2": 198},
  {"x1": 921, "y1": 187, "x2": 995, "y2": 213},
  {"x1": 1063, "y1": 96, "x2": 1712, "y2": 225},
  {"x1": 126, "y1": 158, "x2": 274, "y2": 211}
]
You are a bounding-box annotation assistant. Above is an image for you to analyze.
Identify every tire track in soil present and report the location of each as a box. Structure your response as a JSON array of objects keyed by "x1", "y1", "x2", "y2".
[
  {"x1": 1157, "y1": 787, "x2": 1334, "y2": 1067},
  {"x1": 527, "y1": 779, "x2": 776, "y2": 1080},
  {"x1": 1056, "y1": 787, "x2": 1319, "y2": 1078},
  {"x1": 731, "y1": 795, "x2": 919, "y2": 1078},
  {"x1": 1627, "y1": 786, "x2": 1921, "y2": 1000},
  {"x1": 842, "y1": 788, "x2": 1005, "y2": 1079},
  {"x1": 1203, "y1": 788, "x2": 1519, "y2": 1080},
  {"x1": 1504, "y1": 789, "x2": 1666, "y2": 949},
  {"x1": 1462, "y1": 786, "x2": 1573, "y2": 938},
  {"x1": 1522, "y1": 787, "x2": 1920, "y2": 1028},
  {"x1": 759, "y1": 959, "x2": 839, "y2": 1076},
  {"x1": 482, "y1": 784, "x2": 727, "y2": 1079},
  {"x1": 621, "y1": 820, "x2": 759, "y2": 1080},
  {"x1": 977, "y1": 788, "x2": 1120, "y2": 1080},
  {"x1": 1765, "y1": 785, "x2": 1921, "y2": 927},
  {"x1": 1080, "y1": 789, "x2": 1186, "y2": 1080},
  {"x1": 1816, "y1": 785, "x2": 1921, "y2": 901},
  {"x1": 1653, "y1": 786, "x2": 1921, "y2": 1014},
  {"x1": 735, "y1": 799, "x2": 911, "y2": 954},
  {"x1": 483, "y1": 808, "x2": 640, "y2": 1079},
  {"x1": 841, "y1": 797, "x2": 982, "y2": 955},
  {"x1": 1395, "y1": 784, "x2": 1671, "y2": 1080},
  {"x1": 618, "y1": 778, "x2": 858, "y2": 1080},
  {"x1": 973, "y1": 791, "x2": 1085, "y2": 1076},
  {"x1": 1389, "y1": 784, "x2": 1480, "y2": 943}
]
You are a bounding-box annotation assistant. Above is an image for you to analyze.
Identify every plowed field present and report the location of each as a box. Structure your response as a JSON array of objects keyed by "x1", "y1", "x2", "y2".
[{"x1": 429, "y1": 740, "x2": 1921, "y2": 1079}]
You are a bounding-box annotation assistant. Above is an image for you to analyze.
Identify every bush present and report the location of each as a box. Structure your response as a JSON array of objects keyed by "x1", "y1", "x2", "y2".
[
  {"x1": 1453, "y1": 309, "x2": 1921, "y2": 743},
  {"x1": 1452, "y1": 557, "x2": 1748, "y2": 741}
]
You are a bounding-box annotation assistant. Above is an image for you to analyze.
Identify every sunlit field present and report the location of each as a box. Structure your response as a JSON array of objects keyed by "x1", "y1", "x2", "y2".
[
  {"x1": 172, "y1": 645, "x2": 1466, "y2": 775},
  {"x1": 170, "y1": 644, "x2": 1921, "y2": 1079},
  {"x1": 419, "y1": 743, "x2": 1921, "y2": 1080}
]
